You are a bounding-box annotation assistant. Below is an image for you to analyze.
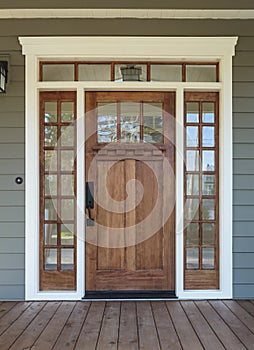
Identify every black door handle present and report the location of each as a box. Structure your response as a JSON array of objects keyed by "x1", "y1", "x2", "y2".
[{"x1": 86, "y1": 182, "x2": 94, "y2": 226}]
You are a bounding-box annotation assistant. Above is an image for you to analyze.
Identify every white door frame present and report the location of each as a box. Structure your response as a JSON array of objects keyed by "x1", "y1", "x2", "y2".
[{"x1": 19, "y1": 36, "x2": 237, "y2": 300}]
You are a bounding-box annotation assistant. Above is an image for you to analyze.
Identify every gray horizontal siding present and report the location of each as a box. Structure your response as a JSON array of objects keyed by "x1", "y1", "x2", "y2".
[{"x1": 0, "y1": 17, "x2": 254, "y2": 299}]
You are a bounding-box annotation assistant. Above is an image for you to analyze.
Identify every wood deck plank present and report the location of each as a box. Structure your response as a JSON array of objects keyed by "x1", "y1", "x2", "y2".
[
  {"x1": 0, "y1": 302, "x2": 45, "y2": 350},
  {"x1": 32, "y1": 302, "x2": 76, "y2": 350},
  {"x1": 0, "y1": 302, "x2": 17, "y2": 320},
  {"x1": 151, "y1": 301, "x2": 182, "y2": 350},
  {"x1": 96, "y1": 301, "x2": 121, "y2": 350},
  {"x1": 118, "y1": 301, "x2": 139, "y2": 350},
  {"x1": 137, "y1": 301, "x2": 160, "y2": 350},
  {"x1": 181, "y1": 301, "x2": 224, "y2": 350},
  {"x1": 210, "y1": 300, "x2": 254, "y2": 350},
  {"x1": 237, "y1": 300, "x2": 254, "y2": 317},
  {"x1": 0, "y1": 302, "x2": 31, "y2": 336},
  {"x1": 75, "y1": 301, "x2": 105, "y2": 350},
  {"x1": 9, "y1": 302, "x2": 61, "y2": 350},
  {"x1": 52, "y1": 301, "x2": 91, "y2": 350},
  {"x1": 196, "y1": 300, "x2": 246, "y2": 350},
  {"x1": 224, "y1": 300, "x2": 254, "y2": 333}
]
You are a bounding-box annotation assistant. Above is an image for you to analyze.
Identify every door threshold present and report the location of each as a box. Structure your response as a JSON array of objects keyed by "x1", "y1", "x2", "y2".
[{"x1": 82, "y1": 290, "x2": 177, "y2": 300}]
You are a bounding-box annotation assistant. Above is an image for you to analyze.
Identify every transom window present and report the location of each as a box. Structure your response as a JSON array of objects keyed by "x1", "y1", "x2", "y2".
[{"x1": 40, "y1": 61, "x2": 219, "y2": 82}]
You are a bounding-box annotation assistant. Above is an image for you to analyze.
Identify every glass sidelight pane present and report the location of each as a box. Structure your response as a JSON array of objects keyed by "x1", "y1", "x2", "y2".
[
  {"x1": 202, "y1": 223, "x2": 215, "y2": 244},
  {"x1": 97, "y1": 103, "x2": 117, "y2": 143},
  {"x1": 61, "y1": 248, "x2": 74, "y2": 270},
  {"x1": 202, "y1": 102, "x2": 215, "y2": 123},
  {"x1": 186, "y1": 126, "x2": 199, "y2": 147},
  {"x1": 61, "y1": 102, "x2": 75, "y2": 122},
  {"x1": 45, "y1": 174, "x2": 57, "y2": 196},
  {"x1": 202, "y1": 126, "x2": 215, "y2": 147},
  {"x1": 44, "y1": 223, "x2": 57, "y2": 245},
  {"x1": 45, "y1": 150, "x2": 57, "y2": 172},
  {"x1": 202, "y1": 248, "x2": 215, "y2": 269},
  {"x1": 79, "y1": 64, "x2": 111, "y2": 81},
  {"x1": 185, "y1": 198, "x2": 199, "y2": 221},
  {"x1": 44, "y1": 198, "x2": 58, "y2": 221},
  {"x1": 186, "y1": 174, "x2": 199, "y2": 196},
  {"x1": 186, "y1": 150, "x2": 199, "y2": 171},
  {"x1": 150, "y1": 64, "x2": 182, "y2": 82},
  {"x1": 186, "y1": 102, "x2": 199, "y2": 123},
  {"x1": 186, "y1": 65, "x2": 217, "y2": 82},
  {"x1": 61, "y1": 199, "x2": 74, "y2": 221},
  {"x1": 42, "y1": 64, "x2": 74, "y2": 81},
  {"x1": 143, "y1": 102, "x2": 163, "y2": 143},
  {"x1": 44, "y1": 102, "x2": 57, "y2": 123},
  {"x1": 121, "y1": 102, "x2": 140, "y2": 142},
  {"x1": 44, "y1": 248, "x2": 57, "y2": 270},
  {"x1": 61, "y1": 175, "x2": 74, "y2": 196},
  {"x1": 202, "y1": 174, "x2": 215, "y2": 195},
  {"x1": 61, "y1": 126, "x2": 74, "y2": 146},
  {"x1": 186, "y1": 223, "x2": 199, "y2": 245},
  {"x1": 186, "y1": 248, "x2": 199, "y2": 269},
  {"x1": 202, "y1": 199, "x2": 215, "y2": 220},
  {"x1": 44, "y1": 126, "x2": 58, "y2": 147},
  {"x1": 61, "y1": 150, "x2": 75, "y2": 171},
  {"x1": 202, "y1": 150, "x2": 215, "y2": 171},
  {"x1": 61, "y1": 224, "x2": 74, "y2": 245}
]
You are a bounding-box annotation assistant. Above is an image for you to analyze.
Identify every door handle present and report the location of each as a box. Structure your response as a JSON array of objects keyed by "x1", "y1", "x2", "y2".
[{"x1": 86, "y1": 182, "x2": 94, "y2": 226}]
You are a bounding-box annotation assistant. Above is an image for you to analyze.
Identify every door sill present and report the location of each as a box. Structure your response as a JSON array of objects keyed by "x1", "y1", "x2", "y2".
[{"x1": 82, "y1": 290, "x2": 177, "y2": 300}]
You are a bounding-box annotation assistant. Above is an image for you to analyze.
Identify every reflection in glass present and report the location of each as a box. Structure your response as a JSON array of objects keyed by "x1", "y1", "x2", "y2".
[
  {"x1": 121, "y1": 102, "x2": 140, "y2": 142},
  {"x1": 202, "y1": 248, "x2": 215, "y2": 269},
  {"x1": 202, "y1": 151, "x2": 215, "y2": 171},
  {"x1": 186, "y1": 65, "x2": 217, "y2": 82},
  {"x1": 186, "y1": 223, "x2": 199, "y2": 245},
  {"x1": 143, "y1": 103, "x2": 163, "y2": 143},
  {"x1": 150, "y1": 64, "x2": 182, "y2": 82},
  {"x1": 186, "y1": 150, "x2": 199, "y2": 171},
  {"x1": 44, "y1": 102, "x2": 57, "y2": 122},
  {"x1": 44, "y1": 248, "x2": 57, "y2": 270},
  {"x1": 79, "y1": 64, "x2": 111, "y2": 81},
  {"x1": 97, "y1": 103, "x2": 117, "y2": 143},
  {"x1": 202, "y1": 102, "x2": 215, "y2": 123},
  {"x1": 61, "y1": 126, "x2": 74, "y2": 147},
  {"x1": 186, "y1": 126, "x2": 199, "y2": 147},
  {"x1": 202, "y1": 223, "x2": 215, "y2": 244},
  {"x1": 61, "y1": 248, "x2": 74, "y2": 270},
  {"x1": 185, "y1": 198, "x2": 199, "y2": 221},
  {"x1": 202, "y1": 174, "x2": 215, "y2": 195},
  {"x1": 44, "y1": 198, "x2": 58, "y2": 221},
  {"x1": 61, "y1": 102, "x2": 74, "y2": 122},
  {"x1": 44, "y1": 126, "x2": 57, "y2": 147},
  {"x1": 186, "y1": 174, "x2": 199, "y2": 196},
  {"x1": 43, "y1": 64, "x2": 74, "y2": 81},
  {"x1": 45, "y1": 150, "x2": 57, "y2": 171},
  {"x1": 44, "y1": 224, "x2": 57, "y2": 245},
  {"x1": 202, "y1": 199, "x2": 215, "y2": 220},
  {"x1": 61, "y1": 150, "x2": 74, "y2": 171},
  {"x1": 115, "y1": 64, "x2": 147, "y2": 82},
  {"x1": 186, "y1": 248, "x2": 199, "y2": 269},
  {"x1": 202, "y1": 126, "x2": 214, "y2": 147},
  {"x1": 61, "y1": 224, "x2": 74, "y2": 245},
  {"x1": 61, "y1": 175, "x2": 74, "y2": 196},
  {"x1": 186, "y1": 102, "x2": 199, "y2": 123},
  {"x1": 45, "y1": 174, "x2": 57, "y2": 196},
  {"x1": 61, "y1": 199, "x2": 74, "y2": 221}
]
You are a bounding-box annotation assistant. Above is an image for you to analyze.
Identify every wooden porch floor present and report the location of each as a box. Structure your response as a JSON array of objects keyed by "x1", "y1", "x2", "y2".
[{"x1": 0, "y1": 300, "x2": 254, "y2": 349}]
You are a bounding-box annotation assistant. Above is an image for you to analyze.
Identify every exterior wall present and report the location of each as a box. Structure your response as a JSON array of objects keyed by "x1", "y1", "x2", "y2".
[{"x1": 0, "y1": 18, "x2": 253, "y2": 299}]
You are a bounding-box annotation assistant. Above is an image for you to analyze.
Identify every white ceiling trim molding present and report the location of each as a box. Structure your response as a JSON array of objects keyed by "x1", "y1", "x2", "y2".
[{"x1": 2, "y1": 9, "x2": 254, "y2": 19}]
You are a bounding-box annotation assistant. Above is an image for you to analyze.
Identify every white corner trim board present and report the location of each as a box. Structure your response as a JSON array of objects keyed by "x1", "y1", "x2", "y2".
[
  {"x1": 19, "y1": 36, "x2": 237, "y2": 300},
  {"x1": 2, "y1": 9, "x2": 254, "y2": 19}
]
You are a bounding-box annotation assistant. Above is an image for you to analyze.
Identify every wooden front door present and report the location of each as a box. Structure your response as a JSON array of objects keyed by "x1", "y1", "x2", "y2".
[{"x1": 85, "y1": 92, "x2": 175, "y2": 294}]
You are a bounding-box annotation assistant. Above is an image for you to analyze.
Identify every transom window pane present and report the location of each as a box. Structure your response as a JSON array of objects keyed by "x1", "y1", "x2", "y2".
[
  {"x1": 151, "y1": 64, "x2": 182, "y2": 82},
  {"x1": 42, "y1": 64, "x2": 74, "y2": 81},
  {"x1": 79, "y1": 64, "x2": 111, "y2": 81},
  {"x1": 115, "y1": 64, "x2": 147, "y2": 82},
  {"x1": 186, "y1": 65, "x2": 217, "y2": 82}
]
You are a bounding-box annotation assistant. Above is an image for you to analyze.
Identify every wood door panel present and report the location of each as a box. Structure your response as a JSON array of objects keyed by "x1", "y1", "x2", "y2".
[{"x1": 85, "y1": 91, "x2": 175, "y2": 292}]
